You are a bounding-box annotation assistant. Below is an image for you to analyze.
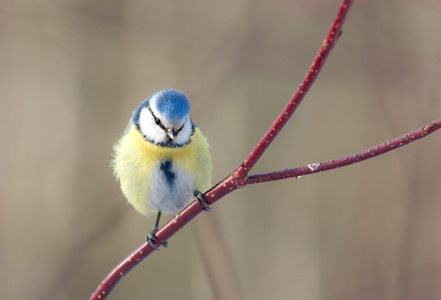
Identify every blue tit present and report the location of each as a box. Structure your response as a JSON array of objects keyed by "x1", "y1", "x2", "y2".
[{"x1": 112, "y1": 89, "x2": 212, "y2": 249}]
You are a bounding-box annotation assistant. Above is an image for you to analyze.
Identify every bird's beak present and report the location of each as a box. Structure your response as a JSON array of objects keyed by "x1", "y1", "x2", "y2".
[{"x1": 167, "y1": 129, "x2": 177, "y2": 140}]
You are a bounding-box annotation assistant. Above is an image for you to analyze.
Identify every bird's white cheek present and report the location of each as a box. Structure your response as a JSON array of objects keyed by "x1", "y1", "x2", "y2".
[{"x1": 138, "y1": 108, "x2": 166, "y2": 143}]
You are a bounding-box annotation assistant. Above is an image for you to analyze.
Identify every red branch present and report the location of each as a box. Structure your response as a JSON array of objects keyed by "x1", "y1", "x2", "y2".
[
  {"x1": 246, "y1": 119, "x2": 441, "y2": 184},
  {"x1": 89, "y1": 1, "x2": 361, "y2": 299},
  {"x1": 235, "y1": 0, "x2": 351, "y2": 179}
]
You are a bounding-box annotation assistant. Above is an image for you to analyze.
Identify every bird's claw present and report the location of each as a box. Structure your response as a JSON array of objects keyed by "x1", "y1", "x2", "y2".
[
  {"x1": 146, "y1": 232, "x2": 168, "y2": 250},
  {"x1": 194, "y1": 191, "x2": 211, "y2": 212}
]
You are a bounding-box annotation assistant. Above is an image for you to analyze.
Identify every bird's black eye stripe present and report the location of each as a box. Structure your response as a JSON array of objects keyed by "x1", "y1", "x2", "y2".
[
  {"x1": 148, "y1": 107, "x2": 166, "y2": 130},
  {"x1": 176, "y1": 123, "x2": 185, "y2": 134}
]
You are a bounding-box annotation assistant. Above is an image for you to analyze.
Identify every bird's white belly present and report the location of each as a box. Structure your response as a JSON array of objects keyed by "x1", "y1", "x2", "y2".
[{"x1": 148, "y1": 160, "x2": 194, "y2": 214}]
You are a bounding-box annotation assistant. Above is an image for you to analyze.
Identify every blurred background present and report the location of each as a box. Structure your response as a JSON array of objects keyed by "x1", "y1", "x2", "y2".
[{"x1": 1, "y1": 0, "x2": 441, "y2": 299}]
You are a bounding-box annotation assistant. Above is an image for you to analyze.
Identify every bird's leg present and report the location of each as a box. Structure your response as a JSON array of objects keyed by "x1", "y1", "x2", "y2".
[
  {"x1": 194, "y1": 191, "x2": 211, "y2": 212},
  {"x1": 146, "y1": 211, "x2": 168, "y2": 250}
]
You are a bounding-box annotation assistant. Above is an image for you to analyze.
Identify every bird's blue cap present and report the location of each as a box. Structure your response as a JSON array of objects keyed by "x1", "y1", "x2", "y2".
[
  {"x1": 133, "y1": 89, "x2": 191, "y2": 124},
  {"x1": 153, "y1": 89, "x2": 190, "y2": 122}
]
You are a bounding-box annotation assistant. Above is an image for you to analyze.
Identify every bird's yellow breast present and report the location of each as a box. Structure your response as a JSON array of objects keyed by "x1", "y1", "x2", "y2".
[{"x1": 112, "y1": 123, "x2": 212, "y2": 216}]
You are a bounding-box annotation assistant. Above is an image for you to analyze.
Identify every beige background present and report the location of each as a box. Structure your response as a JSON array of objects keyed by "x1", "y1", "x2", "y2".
[{"x1": 1, "y1": 1, "x2": 441, "y2": 299}]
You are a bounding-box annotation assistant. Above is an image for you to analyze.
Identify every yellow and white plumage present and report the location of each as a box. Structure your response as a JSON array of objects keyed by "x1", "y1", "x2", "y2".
[{"x1": 112, "y1": 122, "x2": 212, "y2": 215}]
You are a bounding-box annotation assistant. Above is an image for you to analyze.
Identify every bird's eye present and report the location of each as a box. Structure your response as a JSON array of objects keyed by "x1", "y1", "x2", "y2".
[
  {"x1": 148, "y1": 107, "x2": 165, "y2": 129},
  {"x1": 154, "y1": 117, "x2": 162, "y2": 126}
]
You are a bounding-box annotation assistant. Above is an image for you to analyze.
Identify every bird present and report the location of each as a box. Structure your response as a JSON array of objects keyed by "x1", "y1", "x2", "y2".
[{"x1": 112, "y1": 89, "x2": 212, "y2": 249}]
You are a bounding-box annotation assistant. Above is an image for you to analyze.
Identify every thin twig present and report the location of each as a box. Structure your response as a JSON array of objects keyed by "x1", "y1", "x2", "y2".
[{"x1": 246, "y1": 119, "x2": 441, "y2": 184}]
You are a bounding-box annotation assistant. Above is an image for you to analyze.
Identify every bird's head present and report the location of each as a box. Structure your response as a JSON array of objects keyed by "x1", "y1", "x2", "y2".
[{"x1": 133, "y1": 89, "x2": 194, "y2": 147}]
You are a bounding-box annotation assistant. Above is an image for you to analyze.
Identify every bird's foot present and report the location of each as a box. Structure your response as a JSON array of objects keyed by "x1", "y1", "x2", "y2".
[
  {"x1": 146, "y1": 230, "x2": 168, "y2": 250},
  {"x1": 194, "y1": 191, "x2": 211, "y2": 212}
]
